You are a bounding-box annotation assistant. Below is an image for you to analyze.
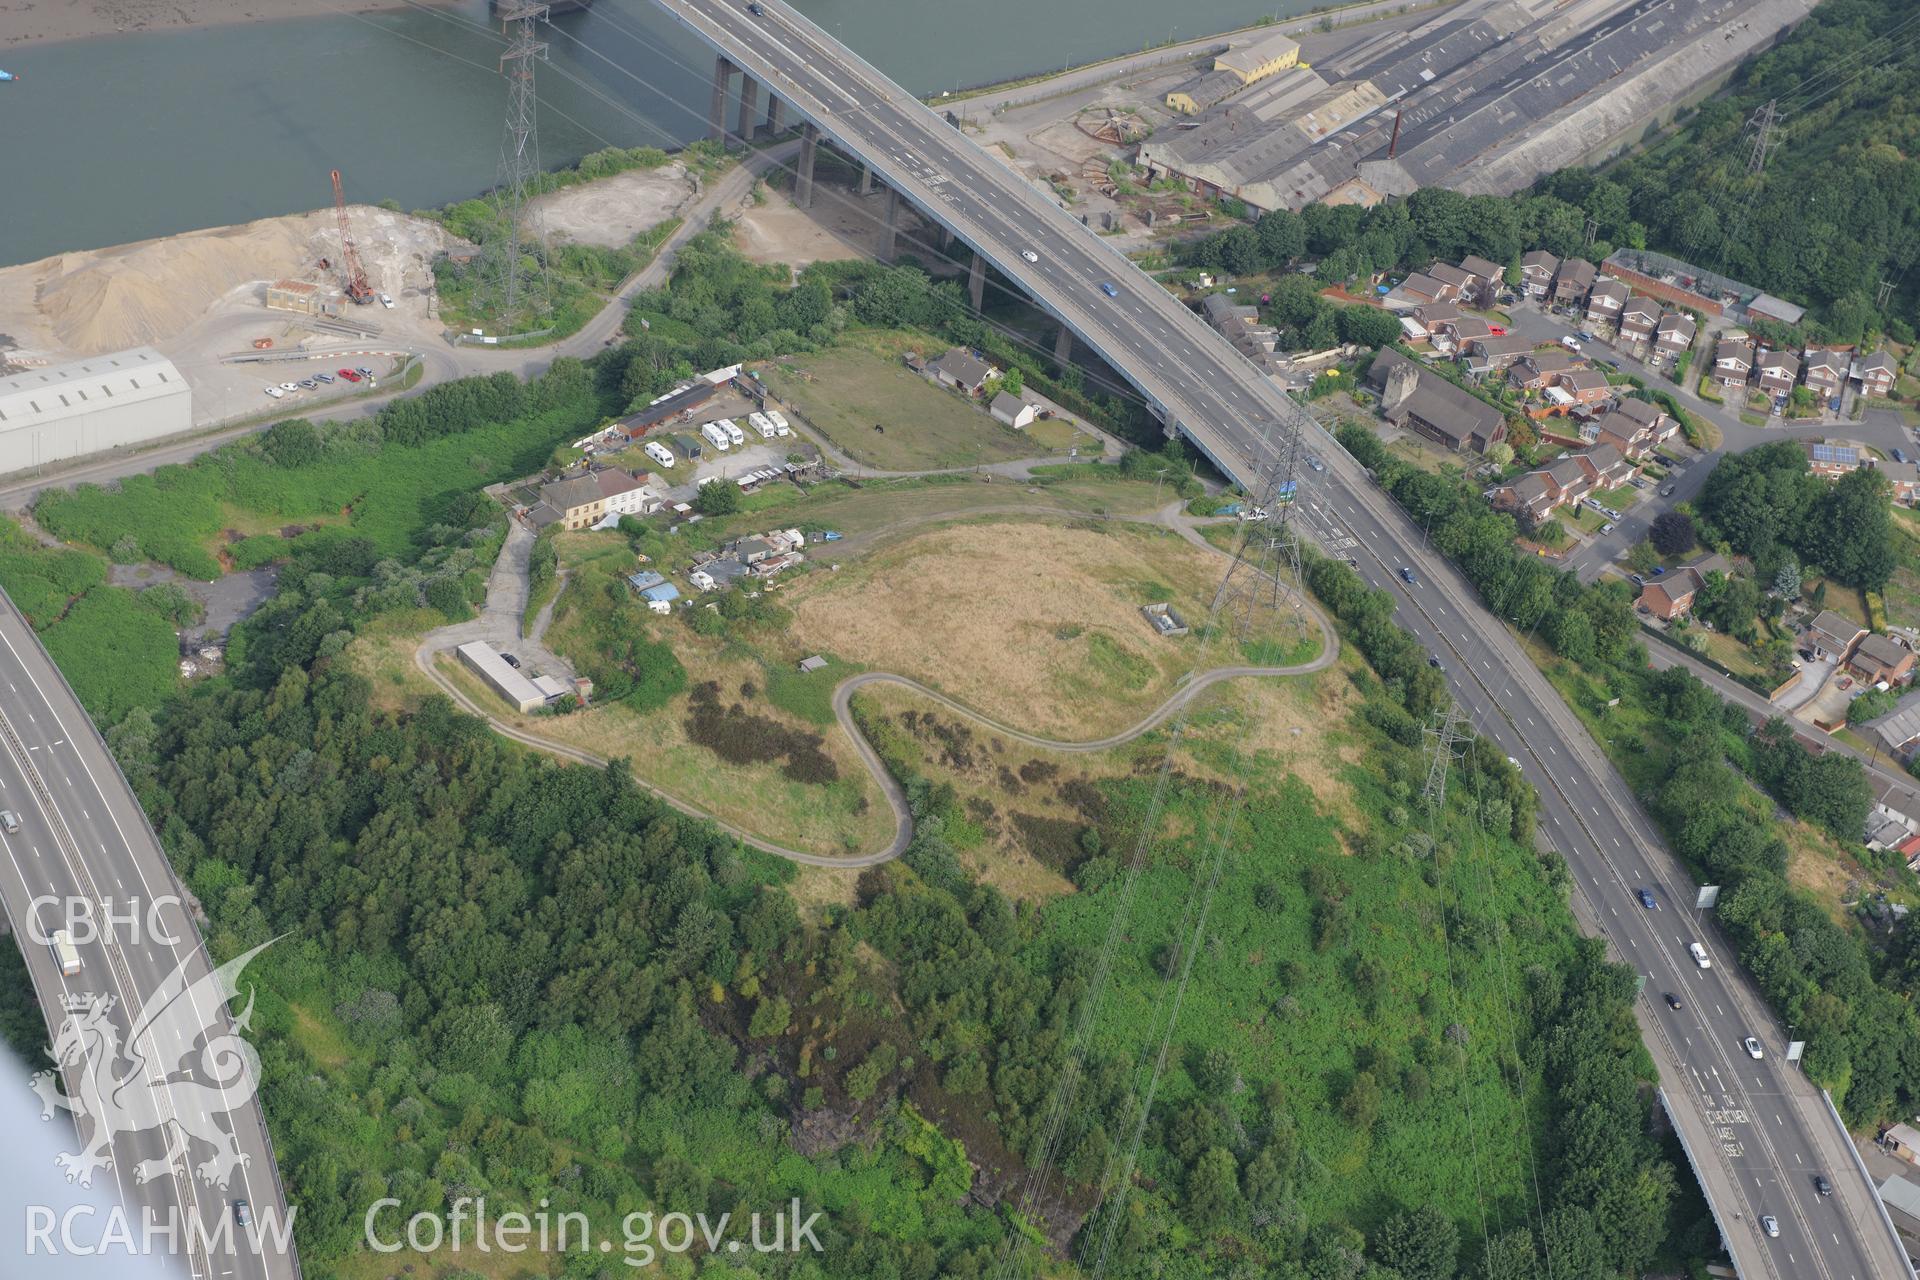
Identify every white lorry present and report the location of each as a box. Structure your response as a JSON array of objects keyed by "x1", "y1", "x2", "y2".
[{"x1": 51, "y1": 929, "x2": 81, "y2": 977}]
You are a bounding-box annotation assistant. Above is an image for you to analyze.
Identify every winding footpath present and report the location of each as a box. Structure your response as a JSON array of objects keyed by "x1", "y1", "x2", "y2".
[{"x1": 414, "y1": 496, "x2": 1338, "y2": 868}]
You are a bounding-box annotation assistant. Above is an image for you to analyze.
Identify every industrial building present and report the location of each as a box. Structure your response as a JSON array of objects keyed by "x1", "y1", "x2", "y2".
[
  {"x1": 266, "y1": 279, "x2": 344, "y2": 318},
  {"x1": 456, "y1": 641, "x2": 549, "y2": 713},
  {"x1": 1138, "y1": 0, "x2": 1820, "y2": 213},
  {"x1": 1166, "y1": 31, "x2": 1302, "y2": 114},
  {"x1": 0, "y1": 347, "x2": 193, "y2": 476}
]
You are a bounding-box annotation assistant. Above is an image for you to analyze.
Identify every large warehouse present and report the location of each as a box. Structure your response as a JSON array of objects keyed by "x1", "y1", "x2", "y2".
[{"x1": 0, "y1": 347, "x2": 193, "y2": 475}]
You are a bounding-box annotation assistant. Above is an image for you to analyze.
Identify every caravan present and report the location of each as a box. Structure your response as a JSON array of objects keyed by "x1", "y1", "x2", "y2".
[
  {"x1": 701, "y1": 422, "x2": 732, "y2": 451},
  {"x1": 748, "y1": 412, "x2": 776, "y2": 439},
  {"x1": 724, "y1": 419, "x2": 746, "y2": 447},
  {"x1": 643, "y1": 440, "x2": 676, "y2": 468}
]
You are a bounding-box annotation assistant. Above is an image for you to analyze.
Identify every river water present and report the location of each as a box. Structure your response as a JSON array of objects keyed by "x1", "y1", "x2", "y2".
[{"x1": 0, "y1": 0, "x2": 1321, "y2": 267}]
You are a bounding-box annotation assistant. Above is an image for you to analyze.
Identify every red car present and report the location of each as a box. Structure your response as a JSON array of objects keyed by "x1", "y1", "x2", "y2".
[
  {"x1": 1489, "y1": 325, "x2": 1507, "y2": 336},
  {"x1": 337, "y1": 369, "x2": 362, "y2": 382}
]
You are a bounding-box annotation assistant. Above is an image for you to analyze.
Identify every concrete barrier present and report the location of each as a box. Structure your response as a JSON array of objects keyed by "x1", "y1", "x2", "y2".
[{"x1": 1820, "y1": 1088, "x2": 1918, "y2": 1279}]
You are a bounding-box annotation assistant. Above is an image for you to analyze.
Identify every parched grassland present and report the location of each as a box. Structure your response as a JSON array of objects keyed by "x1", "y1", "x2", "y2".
[
  {"x1": 786, "y1": 518, "x2": 1225, "y2": 738},
  {"x1": 760, "y1": 345, "x2": 1092, "y2": 470}
]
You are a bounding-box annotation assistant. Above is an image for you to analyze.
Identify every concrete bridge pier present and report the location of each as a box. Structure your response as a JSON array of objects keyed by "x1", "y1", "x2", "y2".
[
  {"x1": 795, "y1": 123, "x2": 819, "y2": 208},
  {"x1": 968, "y1": 253, "x2": 986, "y2": 311},
  {"x1": 762, "y1": 94, "x2": 784, "y2": 138},
  {"x1": 880, "y1": 185, "x2": 901, "y2": 260},
  {"x1": 735, "y1": 76, "x2": 759, "y2": 145},
  {"x1": 708, "y1": 56, "x2": 734, "y2": 143},
  {"x1": 859, "y1": 164, "x2": 875, "y2": 196},
  {"x1": 1054, "y1": 326, "x2": 1073, "y2": 364}
]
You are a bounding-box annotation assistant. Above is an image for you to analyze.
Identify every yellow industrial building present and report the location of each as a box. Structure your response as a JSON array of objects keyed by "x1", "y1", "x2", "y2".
[{"x1": 1166, "y1": 31, "x2": 1301, "y2": 114}]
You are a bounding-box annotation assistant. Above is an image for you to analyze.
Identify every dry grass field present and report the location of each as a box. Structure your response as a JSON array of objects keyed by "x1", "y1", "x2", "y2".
[{"x1": 788, "y1": 518, "x2": 1224, "y2": 737}]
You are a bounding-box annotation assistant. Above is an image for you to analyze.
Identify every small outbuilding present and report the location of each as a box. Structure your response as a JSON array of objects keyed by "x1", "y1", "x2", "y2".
[
  {"x1": 990, "y1": 391, "x2": 1040, "y2": 429},
  {"x1": 798, "y1": 655, "x2": 828, "y2": 673}
]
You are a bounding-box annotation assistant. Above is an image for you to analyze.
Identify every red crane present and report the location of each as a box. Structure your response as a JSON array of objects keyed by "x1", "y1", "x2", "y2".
[{"x1": 329, "y1": 168, "x2": 376, "y2": 306}]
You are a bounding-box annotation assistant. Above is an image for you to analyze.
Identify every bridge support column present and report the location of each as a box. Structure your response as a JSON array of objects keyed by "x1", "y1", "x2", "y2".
[
  {"x1": 880, "y1": 184, "x2": 901, "y2": 260},
  {"x1": 859, "y1": 164, "x2": 874, "y2": 196},
  {"x1": 968, "y1": 253, "x2": 986, "y2": 311},
  {"x1": 762, "y1": 94, "x2": 784, "y2": 138},
  {"x1": 1053, "y1": 326, "x2": 1073, "y2": 365},
  {"x1": 708, "y1": 57, "x2": 733, "y2": 143},
  {"x1": 735, "y1": 77, "x2": 760, "y2": 146},
  {"x1": 795, "y1": 123, "x2": 819, "y2": 208}
]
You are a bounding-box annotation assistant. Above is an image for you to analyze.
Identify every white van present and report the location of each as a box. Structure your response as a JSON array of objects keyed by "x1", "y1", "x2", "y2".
[
  {"x1": 1688, "y1": 942, "x2": 1711, "y2": 969},
  {"x1": 701, "y1": 422, "x2": 731, "y2": 452},
  {"x1": 51, "y1": 929, "x2": 81, "y2": 977},
  {"x1": 724, "y1": 420, "x2": 746, "y2": 447},
  {"x1": 644, "y1": 441, "x2": 676, "y2": 468},
  {"x1": 1560, "y1": 335, "x2": 1583, "y2": 353},
  {"x1": 748, "y1": 412, "x2": 776, "y2": 439}
]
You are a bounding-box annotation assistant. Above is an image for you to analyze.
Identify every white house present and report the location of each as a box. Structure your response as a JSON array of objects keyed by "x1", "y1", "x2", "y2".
[{"x1": 990, "y1": 391, "x2": 1040, "y2": 429}]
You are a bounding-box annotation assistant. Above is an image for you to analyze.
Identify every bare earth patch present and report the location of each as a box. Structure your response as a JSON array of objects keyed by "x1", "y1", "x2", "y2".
[
  {"x1": 788, "y1": 518, "x2": 1221, "y2": 738},
  {"x1": 532, "y1": 165, "x2": 695, "y2": 249}
]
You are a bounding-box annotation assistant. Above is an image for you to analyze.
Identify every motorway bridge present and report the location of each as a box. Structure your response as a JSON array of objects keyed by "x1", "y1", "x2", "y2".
[{"x1": 643, "y1": 0, "x2": 1913, "y2": 1276}]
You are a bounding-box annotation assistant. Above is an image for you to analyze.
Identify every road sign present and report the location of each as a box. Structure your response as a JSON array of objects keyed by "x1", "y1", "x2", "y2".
[
  {"x1": 1696, "y1": 885, "x2": 1721, "y2": 910},
  {"x1": 1786, "y1": 1040, "x2": 1805, "y2": 1062}
]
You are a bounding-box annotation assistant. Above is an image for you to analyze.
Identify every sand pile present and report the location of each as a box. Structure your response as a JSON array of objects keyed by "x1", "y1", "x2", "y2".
[{"x1": 0, "y1": 207, "x2": 457, "y2": 357}]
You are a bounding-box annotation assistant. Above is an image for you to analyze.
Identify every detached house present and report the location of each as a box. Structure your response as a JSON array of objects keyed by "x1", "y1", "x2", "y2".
[
  {"x1": 1370, "y1": 347, "x2": 1507, "y2": 455},
  {"x1": 1519, "y1": 250, "x2": 1560, "y2": 297},
  {"x1": 1428, "y1": 263, "x2": 1476, "y2": 302},
  {"x1": 1654, "y1": 313, "x2": 1696, "y2": 358},
  {"x1": 1805, "y1": 438, "x2": 1867, "y2": 477},
  {"x1": 1386, "y1": 272, "x2": 1450, "y2": 310},
  {"x1": 1593, "y1": 399, "x2": 1676, "y2": 460},
  {"x1": 1806, "y1": 610, "x2": 1868, "y2": 662},
  {"x1": 1552, "y1": 258, "x2": 1596, "y2": 306},
  {"x1": 1637, "y1": 553, "x2": 1730, "y2": 621},
  {"x1": 1555, "y1": 369, "x2": 1613, "y2": 408},
  {"x1": 1618, "y1": 297, "x2": 1661, "y2": 343},
  {"x1": 1441, "y1": 316, "x2": 1493, "y2": 350},
  {"x1": 1463, "y1": 335, "x2": 1534, "y2": 373},
  {"x1": 1490, "y1": 443, "x2": 1630, "y2": 522},
  {"x1": 1712, "y1": 336, "x2": 1754, "y2": 390},
  {"x1": 1586, "y1": 279, "x2": 1629, "y2": 325},
  {"x1": 1803, "y1": 349, "x2": 1848, "y2": 399},
  {"x1": 1851, "y1": 633, "x2": 1917, "y2": 687},
  {"x1": 1755, "y1": 350, "x2": 1800, "y2": 397},
  {"x1": 1511, "y1": 350, "x2": 1578, "y2": 391},
  {"x1": 1854, "y1": 350, "x2": 1898, "y2": 398},
  {"x1": 929, "y1": 348, "x2": 997, "y2": 396},
  {"x1": 1459, "y1": 256, "x2": 1505, "y2": 305}
]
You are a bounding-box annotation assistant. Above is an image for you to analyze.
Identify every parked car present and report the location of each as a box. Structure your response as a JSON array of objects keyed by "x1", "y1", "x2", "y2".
[
  {"x1": 278, "y1": 382, "x2": 299, "y2": 392},
  {"x1": 500, "y1": 653, "x2": 520, "y2": 669},
  {"x1": 1651, "y1": 565, "x2": 1665, "y2": 576},
  {"x1": 1659, "y1": 484, "x2": 1674, "y2": 497},
  {"x1": 338, "y1": 369, "x2": 361, "y2": 382},
  {"x1": 1662, "y1": 991, "x2": 1683, "y2": 1011},
  {"x1": 1895, "y1": 448, "x2": 1908, "y2": 464},
  {"x1": 264, "y1": 387, "x2": 285, "y2": 399},
  {"x1": 297, "y1": 379, "x2": 316, "y2": 390},
  {"x1": 1560, "y1": 335, "x2": 1582, "y2": 353},
  {"x1": 313, "y1": 372, "x2": 334, "y2": 383},
  {"x1": 1600, "y1": 522, "x2": 1614, "y2": 534},
  {"x1": 1743, "y1": 1036, "x2": 1764, "y2": 1060},
  {"x1": 1099, "y1": 282, "x2": 1118, "y2": 298},
  {"x1": 1488, "y1": 324, "x2": 1507, "y2": 336},
  {"x1": 1629, "y1": 573, "x2": 1646, "y2": 587},
  {"x1": 356, "y1": 366, "x2": 374, "y2": 377},
  {"x1": 378, "y1": 292, "x2": 395, "y2": 309}
]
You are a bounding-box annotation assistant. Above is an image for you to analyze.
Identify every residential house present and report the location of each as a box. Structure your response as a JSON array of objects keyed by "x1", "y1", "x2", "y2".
[
  {"x1": 1803, "y1": 348, "x2": 1848, "y2": 400},
  {"x1": 1491, "y1": 452, "x2": 1595, "y2": 522},
  {"x1": 1877, "y1": 459, "x2": 1920, "y2": 505},
  {"x1": 1462, "y1": 334, "x2": 1533, "y2": 373},
  {"x1": 1654, "y1": 312, "x2": 1696, "y2": 358},
  {"x1": 529, "y1": 475, "x2": 607, "y2": 531},
  {"x1": 1519, "y1": 250, "x2": 1560, "y2": 297},
  {"x1": 1580, "y1": 441, "x2": 1633, "y2": 489},
  {"x1": 1552, "y1": 258, "x2": 1597, "y2": 306},
  {"x1": 1712, "y1": 336, "x2": 1754, "y2": 390},
  {"x1": 1806, "y1": 609, "x2": 1867, "y2": 662},
  {"x1": 1805, "y1": 438, "x2": 1867, "y2": 477},
  {"x1": 929, "y1": 348, "x2": 997, "y2": 395},
  {"x1": 1200, "y1": 292, "x2": 1279, "y2": 354},
  {"x1": 1511, "y1": 350, "x2": 1578, "y2": 391},
  {"x1": 1610, "y1": 396, "x2": 1679, "y2": 451},
  {"x1": 1439, "y1": 316, "x2": 1492, "y2": 350},
  {"x1": 1854, "y1": 349, "x2": 1898, "y2": 398},
  {"x1": 1586, "y1": 279, "x2": 1630, "y2": 325},
  {"x1": 1459, "y1": 255, "x2": 1505, "y2": 304},
  {"x1": 1755, "y1": 349, "x2": 1800, "y2": 397},
  {"x1": 1555, "y1": 369, "x2": 1613, "y2": 408},
  {"x1": 593, "y1": 468, "x2": 659, "y2": 518},
  {"x1": 1636, "y1": 552, "x2": 1731, "y2": 621},
  {"x1": 1384, "y1": 272, "x2": 1449, "y2": 310},
  {"x1": 1428, "y1": 262, "x2": 1476, "y2": 302},
  {"x1": 1850, "y1": 633, "x2": 1916, "y2": 687},
  {"x1": 1369, "y1": 347, "x2": 1507, "y2": 455},
  {"x1": 990, "y1": 392, "x2": 1040, "y2": 429},
  {"x1": 1618, "y1": 297, "x2": 1661, "y2": 343},
  {"x1": 1401, "y1": 302, "x2": 1461, "y2": 343}
]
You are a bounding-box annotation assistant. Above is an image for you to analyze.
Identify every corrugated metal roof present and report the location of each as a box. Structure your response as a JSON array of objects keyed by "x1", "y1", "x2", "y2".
[{"x1": 0, "y1": 347, "x2": 189, "y2": 431}]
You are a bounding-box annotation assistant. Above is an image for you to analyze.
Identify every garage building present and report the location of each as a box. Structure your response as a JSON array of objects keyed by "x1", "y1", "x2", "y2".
[{"x1": 0, "y1": 348, "x2": 193, "y2": 476}]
